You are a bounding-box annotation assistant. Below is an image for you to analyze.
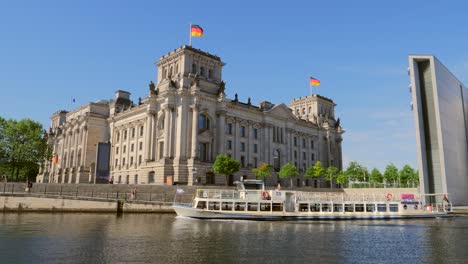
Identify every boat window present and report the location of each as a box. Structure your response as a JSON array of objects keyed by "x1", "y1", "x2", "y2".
[
  {"x1": 244, "y1": 184, "x2": 263, "y2": 190},
  {"x1": 311, "y1": 204, "x2": 321, "y2": 212},
  {"x1": 272, "y1": 203, "x2": 283, "y2": 212},
  {"x1": 208, "y1": 201, "x2": 220, "y2": 210},
  {"x1": 344, "y1": 204, "x2": 354, "y2": 212},
  {"x1": 222, "y1": 202, "x2": 233, "y2": 211},
  {"x1": 355, "y1": 204, "x2": 365, "y2": 212},
  {"x1": 389, "y1": 204, "x2": 399, "y2": 212},
  {"x1": 366, "y1": 204, "x2": 375, "y2": 212},
  {"x1": 333, "y1": 204, "x2": 343, "y2": 212},
  {"x1": 235, "y1": 202, "x2": 246, "y2": 211},
  {"x1": 196, "y1": 201, "x2": 207, "y2": 209},
  {"x1": 260, "y1": 203, "x2": 271, "y2": 211},
  {"x1": 321, "y1": 204, "x2": 331, "y2": 212},
  {"x1": 377, "y1": 204, "x2": 387, "y2": 212},
  {"x1": 299, "y1": 204, "x2": 309, "y2": 212},
  {"x1": 248, "y1": 202, "x2": 258, "y2": 211}
]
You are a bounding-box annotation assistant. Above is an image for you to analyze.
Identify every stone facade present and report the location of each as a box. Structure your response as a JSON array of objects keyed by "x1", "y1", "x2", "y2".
[{"x1": 37, "y1": 45, "x2": 344, "y2": 187}]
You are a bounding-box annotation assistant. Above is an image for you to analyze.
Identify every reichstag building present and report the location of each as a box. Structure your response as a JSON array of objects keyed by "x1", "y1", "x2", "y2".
[{"x1": 37, "y1": 46, "x2": 344, "y2": 186}]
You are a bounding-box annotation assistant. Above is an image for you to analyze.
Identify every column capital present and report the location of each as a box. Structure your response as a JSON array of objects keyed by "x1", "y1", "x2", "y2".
[{"x1": 190, "y1": 104, "x2": 200, "y2": 111}]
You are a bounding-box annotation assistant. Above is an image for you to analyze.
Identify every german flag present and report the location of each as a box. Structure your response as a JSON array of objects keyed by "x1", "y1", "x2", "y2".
[
  {"x1": 310, "y1": 77, "x2": 320, "y2": 86},
  {"x1": 191, "y1": 25, "x2": 204, "y2": 37},
  {"x1": 53, "y1": 155, "x2": 58, "y2": 165}
]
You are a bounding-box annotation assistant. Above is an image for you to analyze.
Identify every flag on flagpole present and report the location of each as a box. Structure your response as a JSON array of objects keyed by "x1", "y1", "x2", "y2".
[
  {"x1": 53, "y1": 155, "x2": 58, "y2": 165},
  {"x1": 310, "y1": 77, "x2": 321, "y2": 86},
  {"x1": 191, "y1": 25, "x2": 204, "y2": 37},
  {"x1": 71, "y1": 97, "x2": 76, "y2": 103}
]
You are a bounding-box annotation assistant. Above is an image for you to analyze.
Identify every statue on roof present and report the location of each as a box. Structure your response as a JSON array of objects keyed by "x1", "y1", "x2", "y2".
[
  {"x1": 234, "y1": 93, "x2": 238, "y2": 102},
  {"x1": 217, "y1": 81, "x2": 226, "y2": 96},
  {"x1": 149, "y1": 81, "x2": 156, "y2": 95},
  {"x1": 191, "y1": 73, "x2": 199, "y2": 87},
  {"x1": 335, "y1": 118, "x2": 341, "y2": 129},
  {"x1": 247, "y1": 97, "x2": 251, "y2": 105}
]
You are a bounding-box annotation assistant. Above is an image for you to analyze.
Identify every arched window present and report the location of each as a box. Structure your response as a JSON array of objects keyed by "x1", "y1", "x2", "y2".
[
  {"x1": 208, "y1": 69, "x2": 213, "y2": 79},
  {"x1": 302, "y1": 108, "x2": 306, "y2": 115},
  {"x1": 308, "y1": 106, "x2": 312, "y2": 113},
  {"x1": 169, "y1": 66, "x2": 173, "y2": 77},
  {"x1": 192, "y1": 63, "x2": 197, "y2": 74},
  {"x1": 296, "y1": 109, "x2": 300, "y2": 115},
  {"x1": 199, "y1": 113, "x2": 210, "y2": 131},
  {"x1": 163, "y1": 68, "x2": 167, "y2": 79},
  {"x1": 175, "y1": 63, "x2": 179, "y2": 74},
  {"x1": 200, "y1": 66, "x2": 205, "y2": 76},
  {"x1": 273, "y1": 149, "x2": 281, "y2": 172},
  {"x1": 77, "y1": 149, "x2": 82, "y2": 167}
]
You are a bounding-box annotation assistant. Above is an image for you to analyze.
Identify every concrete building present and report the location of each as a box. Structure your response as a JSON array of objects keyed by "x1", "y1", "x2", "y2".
[
  {"x1": 408, "y1": 55, "x2": 468, "y2": 205},
  {"x1": 37, "y1": 45, "x2": 344, "y2": 187}
]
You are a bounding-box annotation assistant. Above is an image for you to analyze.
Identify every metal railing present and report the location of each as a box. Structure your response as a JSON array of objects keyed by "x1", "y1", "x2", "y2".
[{"x1": 1, "y1": 183, "x2": 193, "y2": 204}]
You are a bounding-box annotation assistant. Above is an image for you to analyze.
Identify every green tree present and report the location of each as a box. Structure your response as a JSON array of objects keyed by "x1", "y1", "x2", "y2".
[
  {"x1": 305, "y1": 161, "x2": 326, "y2": 179},
  {"x1": 344, "y1": 161, "x2": 367, "y2": 187},
  {"x1": 213, "y1": 154, "x2": 240, "y2": 186},
  {"x1": 326, "y1": 166, "x2": 339, "y2": 187},
  {"x1": 0, "y1": 117, "x2": 48, "y2": 181},
  {"x1": 399, "y1": 164, "x2": 419, "y2": 186},
  {"x1": 252, "y1": 163, "x2": 272, "y2": 181},
  {"x1": 383, "y1": 163, "x2": 399, "y2": 187},
  {"x1": 409, "y1": 170, "x2": 420, "y2": 187},
  {"x1": 369, "y1": 168, "x2": 383, "y2": 185},
  {"x1": 278, "y1": 162, "x2": 298, "y2": 187},
  {"x1": 335, "y1": 171, "x2": 348, "y2": 187}
]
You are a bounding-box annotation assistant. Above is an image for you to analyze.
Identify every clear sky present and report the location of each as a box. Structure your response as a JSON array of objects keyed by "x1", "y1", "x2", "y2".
[{"x1": 1, "y1": 0, "x2": 468, "y2": 171}]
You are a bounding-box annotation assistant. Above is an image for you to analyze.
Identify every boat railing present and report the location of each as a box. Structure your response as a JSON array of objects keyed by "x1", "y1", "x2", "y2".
[
  {"x1": 424, "y1": 202, "x2": 452, "y2": 213},
  {"x1": 295, "y1": 192, "x2": 422, "y2": 203}
]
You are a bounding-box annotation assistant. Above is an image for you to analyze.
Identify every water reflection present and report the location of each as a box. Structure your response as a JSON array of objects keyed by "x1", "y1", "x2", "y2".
[{"x1": 0, "y1": 214, "x2": 467, "y2": 263}]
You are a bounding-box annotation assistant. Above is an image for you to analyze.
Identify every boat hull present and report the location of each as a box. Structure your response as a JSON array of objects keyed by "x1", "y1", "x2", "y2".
[{"x1": 172, "y1": 204, "x2": 452, "y2": 221}]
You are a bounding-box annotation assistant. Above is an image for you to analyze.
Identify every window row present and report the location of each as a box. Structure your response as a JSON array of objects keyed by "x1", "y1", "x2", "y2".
[
  {"x1": 191, "y1": 63, "x2": 214, "y2": 79},
  {"x1": 115, "y1": 155, "x2": 143, "y2": 167},
  {"x1": 115, "y1": 142, "x2": 143, "y2": 155},
  {"x1": 226, "y1": 123, "x2": 258, "y2": 139},
  {"x1": 116, "y1": 126, "x2": 145, "y2": 141}
]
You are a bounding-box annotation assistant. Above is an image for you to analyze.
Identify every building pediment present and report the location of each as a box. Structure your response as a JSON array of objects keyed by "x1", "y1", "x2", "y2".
[{"x1": 265, "y1": 104, "x2": 297, "y2": 120}]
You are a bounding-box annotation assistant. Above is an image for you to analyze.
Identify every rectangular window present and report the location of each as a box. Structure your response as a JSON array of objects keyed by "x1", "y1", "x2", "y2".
[
  {"x1": 116, "y1": 147, "x2": 119, "y2": 155},
  {"x1": 303, "y1": 152, "x2": 306, "y2": 160},
  {"x1": 124, "y1": 130, "x2": 127, "y2": 140},
  {"x1": 122, "y1": 158, "x2": 126, "y2": 166},
  {"x1": 355, "y1": 204, "x2": 365, "y2": 212},
  {"x1": 227, "y1": 140, "x2": 232, "y2": 150},
  {"x1": 140, "y1": 126, "x2": 144, "y2": 137},
  {"x1": 294, "y1": 151, "x2": 297, "y2": 159},
  {"x1": 254, "y1": 144, "x2": 258, "y2": 153},
  {"x1": 159, "y1": 142, "x2": 164, "y2": 160},
  {"x1": 115, "y1": 159, "x2": 118, "y2": 166},
  {"x1": 366, "y1": 204, "x2": 376, "y2": 212},
  {"x1": 302, "y1": 139, "x2": 306, "y2": 148},
  {"x1": 226, "y1": 123, "x2": 233, "y2": 135},
  {"x1": 241, "y1": 126, "x2": 246, "y2": 137},
  {"x1": 241, "y1": 142, "x2": 245, "y2": 152},
  {"x1": 311, "y1": 140, "x2": 314, "y2": 149},
  {"x1": 131, "y1": 144, "x2": 134, "y2": 152},
  {"x1": 253, "y1": 157, "x2": 257, "y2": 168},
  {"x1": 333, "y1": 204, "x2": 343, "y2": 212},
  {"x1": 139, "y1": 142, "x2": 143, "y2": 151},
  {"x1": 377, "y1": 204, "x2": 387, "y2": 212},
  {"x1": 294, "y1": 137, "x2": 297, "y2": 146},
  {"x1": 138, "y1": 155, "x2": 142, "y2": 165},
  {"x1": 123, "y1": 145, "x2": 126, "y2": 153},
  {"x1": 199, "y1": 143, "x2": 208, "y2": 161},
  {"x1": 130, "y1": 156, "x2": 133, "y2": 165},
  {"x1": 131, "y1": 128, "x2": 135, "y2": 138},
  {"x1": 240, "y1": 156, "x2": 245, "y2": 167},
  {"x1": 389, "y1": 204, "x2": 399, "y2": 212},
  {"x1": 116, "y1": 132, "x2": 120, "y2": 142},
  {"x1": 312, "y1": 153, "x2": 315, "y2": 161},
  {"x1": 253, "y1": 129, "x2": 258, "y2": 139}
]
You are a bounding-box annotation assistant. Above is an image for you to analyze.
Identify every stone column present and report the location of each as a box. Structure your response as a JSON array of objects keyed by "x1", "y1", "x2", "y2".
[
  {"x1": 163, "y1": 108, "x2": 171, "y2": 158},
  {"x1": 217, "y1": 111, "x2": 226, "y2": 155},
  {"x1": 190, "y1": 105, "x2": 199, "y2": 158},
  {"x1": 234, "y1": 121, "x2": 240, "y2": 160},
  {"x1": 144, "y1": 114, "x2": 152, "y2": 161}
]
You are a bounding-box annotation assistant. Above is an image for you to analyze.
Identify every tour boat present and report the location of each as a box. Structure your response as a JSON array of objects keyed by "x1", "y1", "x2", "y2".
[{"x1": 172, "y1": 180, "x2": 453, "y2": 220}]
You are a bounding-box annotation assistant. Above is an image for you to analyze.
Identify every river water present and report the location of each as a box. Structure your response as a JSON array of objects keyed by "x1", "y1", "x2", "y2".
[{"x1": 0, "y1": 213, "x2": 467, "y2": 264}]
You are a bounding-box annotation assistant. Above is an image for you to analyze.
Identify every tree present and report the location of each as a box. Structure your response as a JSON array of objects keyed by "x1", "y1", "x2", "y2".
[
  {"x1": 335, "y1": 171, "x2": 348, "y2": 187},
  {"x1": 306, "y1": 161, "x2": 326, "y2": 179},
  {"x1": 383, "y1": 163, "x2": 399, "y2": 187},
  {"x1": 369, "y1": 168, "x2": 383, "y2": 185},
  {"x1": 252, "y1": 163, "x2": 272, "y2": 181},
  {"x1": 326, "y1": 166, "x2": 339, "y2": 187},
  {"x1": 399, "y1": 164, "x2": 417, "y2": 187},
  {"x1": 344, "y1": 161, "x2": 367, "y2": 187},
  {"x1": 213, "y1": 154, "x2": 240, "y2": 186},
  {"x1": 409, "y1": 169, "x2": 420, "y2": 187},
  {"x1": 0, "y1": 117, "x2": 48, "y2": 181},
  {"x1": 278, "y1": 162, "x2": 298, "y2": 187}
]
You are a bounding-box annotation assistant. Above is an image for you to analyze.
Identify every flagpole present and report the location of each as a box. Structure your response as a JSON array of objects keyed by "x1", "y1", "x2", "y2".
[{"x1": 189, "y1": 23, "x2": 192, "y2": 46}]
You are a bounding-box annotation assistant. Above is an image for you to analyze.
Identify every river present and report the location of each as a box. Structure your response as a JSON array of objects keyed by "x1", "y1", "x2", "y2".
[{"x1": 0, "y1": 213, "x2": 467, "y2": 263}]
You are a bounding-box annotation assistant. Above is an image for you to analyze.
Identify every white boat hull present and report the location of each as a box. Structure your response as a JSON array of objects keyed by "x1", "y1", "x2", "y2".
[{"x1": 172, "y1": 204, "x2": 451, "y2": 221}]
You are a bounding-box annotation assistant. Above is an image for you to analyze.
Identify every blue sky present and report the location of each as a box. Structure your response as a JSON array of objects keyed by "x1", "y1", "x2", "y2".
[{"x1": 1, "y1": 0, "x2": 468, "y2": 171}]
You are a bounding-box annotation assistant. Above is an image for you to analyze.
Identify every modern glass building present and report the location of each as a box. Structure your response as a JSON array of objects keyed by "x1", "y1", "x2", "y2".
[{"x1": 408, "y1": 55, "x2": 468, "y2": 206}]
